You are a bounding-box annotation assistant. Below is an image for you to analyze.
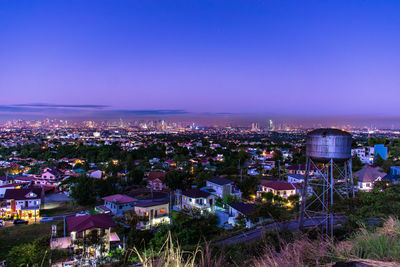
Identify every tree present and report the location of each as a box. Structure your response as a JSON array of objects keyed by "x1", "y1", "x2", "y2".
[
  {"x1": 70, "y1": 176, "x2": 97, "y2": 205},
  {"x1": 127, "y1": 168, "x2": 145, "y2": 185},
  {"x1": 250, "y1": 202, "x2": 291, "y2": 223},
  {"x1": 165, "y1": 171, "x2": 189, "y2": 191},
  {"x1": 272, "y1": 150, "x2": 283, "y2": 162},
  {"x1": 374, "y1": 154, "x2": 385, "y2": 167},
  {"x1": 352, "y1": 155, "x2": 363, "y2": 172},
  {"x1": 238, "y1": 176, "x2": 259, "y2": 198},
  {"x1": 194, "y1": 171, "x2": 214, "y2": 187}
]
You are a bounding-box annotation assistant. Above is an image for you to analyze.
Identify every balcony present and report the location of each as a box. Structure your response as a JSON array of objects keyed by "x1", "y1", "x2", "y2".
[{"x1": 20, "y1": 205, "x2": 40, "y2": 211}]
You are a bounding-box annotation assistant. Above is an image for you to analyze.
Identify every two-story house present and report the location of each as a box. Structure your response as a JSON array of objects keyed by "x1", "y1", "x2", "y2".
[
  {"x1": 177, "y1": 188, "x2": 216, "y2": 213},
  {"x1": 146, "y1": 171, "x2": 167, "y2": 191},
  {"x1": 204, "y1": 177, "x2": 242, "y2": 199},
  {"x1": 2, "y1": 186, "x2": 43, "y2": 219},
  {"x1": 51, "y1": 214, "x2": 119, "y2": 258},
  {"x1": 133, "y1": 200, "x2": 170, "y2": 229},
  {"x1": 101, "y1": 194, "x2": 138, "y2": 217}
]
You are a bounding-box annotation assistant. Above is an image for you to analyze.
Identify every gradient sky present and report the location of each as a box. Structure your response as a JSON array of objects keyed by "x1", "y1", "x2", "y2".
[{"x1": 0, "y1": 0, "x2": 399, "y2": 117}]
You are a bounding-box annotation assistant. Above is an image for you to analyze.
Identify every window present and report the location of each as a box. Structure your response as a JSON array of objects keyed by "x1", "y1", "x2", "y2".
[{"x1": 160, "y1": 209, "x2": 165, "y2": 213}]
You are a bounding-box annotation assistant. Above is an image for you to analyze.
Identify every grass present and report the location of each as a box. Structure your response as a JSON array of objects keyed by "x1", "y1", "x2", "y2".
[
  {"x1": 0, "y1": 222, "x2": 61, "y2": 260},
  {"x1": 335, "y1": 217, "x2": 400, "y2": 262}
]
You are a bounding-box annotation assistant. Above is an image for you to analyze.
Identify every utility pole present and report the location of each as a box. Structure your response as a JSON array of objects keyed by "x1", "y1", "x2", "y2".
[{"x1": 278, "y1": 160, "x2": 281, "y2": 180}]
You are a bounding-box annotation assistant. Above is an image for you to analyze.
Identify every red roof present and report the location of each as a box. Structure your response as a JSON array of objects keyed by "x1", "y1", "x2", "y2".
[
  {"x1": 66, "y1": 214, "x2": 116, "y2": 232},
  {"x1": 0, "y1": 182, "x2": 29, "y2": 188},
  {"x1": 102, "y1": 194, "x2": 137, "y2": 204},
  {"x1": 147, "y1": 171, "x2": 166, "y2": 181},
  {"x1": 3, "y1": 187, "x2": 43, "y2": 200},
  {"x1": 261, "y1": 181, "x2": 301, "y2": 191},
  {"x1": 182, "y1": 188, "x2": 211, "y2": 198}
]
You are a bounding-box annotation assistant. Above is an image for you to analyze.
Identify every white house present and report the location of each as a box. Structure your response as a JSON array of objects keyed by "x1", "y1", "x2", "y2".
[
  {"x1": 355, "y1": 166, "x2": 386, "y2": 192},
  {"x1": 204, "y1": 177, "x2": 242, "y2": 199},
  {"x1": 227, "y1": 202, "x2": 256, "y2": 228},
  {"x1": 177, "y1": 188, "x2": 216, "y2": 213},
  {"x1": 287, "y1": 174, "x2": 304, "y2": 183},
  {"x1": 257, "y1": 181, "x2": 301, "y2": 199},
  {"x1": 134, "y1": 201, "x2": 170, "y2": 229},
  {"x1": 2, "y1": 186, "x2": 43, "y2": 219},
  {"x1": 101, "y1": 194, "x2": 138, "y2": 217}
]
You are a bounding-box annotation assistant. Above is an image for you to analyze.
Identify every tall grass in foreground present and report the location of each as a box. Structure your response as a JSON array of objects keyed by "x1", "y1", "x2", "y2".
[
  {"x1": 122, "y1": 218, "x2": 400, "y2": 267},
  {"x1": 254, "y1": 217, "x2": 400, "y2": 266},
  {"x1": 336, "y1": 217, "x2": 400, "y2": 262},
  {"x1": 127, "y1": 232, "x2": 224, "y2": 267}
]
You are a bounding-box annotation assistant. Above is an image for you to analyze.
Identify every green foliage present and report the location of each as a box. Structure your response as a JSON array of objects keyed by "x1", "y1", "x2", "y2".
[
  {"x1": 150, "y1": 212, "x2": 219, "y2": 251},
  {"x1": 70, "y1": 176, "x2": 97, "y2": 205},
  {"x1": 194, "y1": 171, "x2": 214, "y2": 187},
  {"x1": 165, "y1": 171, "x2": 190, "y2": 191},
  {"x1": 6, "y1": 236, "x2": 69, "y2": 266},
  {"x1": 352, "y1": 155, "x2": 364, "y2": 172},
  {"x1": 250, "y1": 201, "x2": 291, "y2": 223},
  {"x1": 334, "y1": 217, "x2": 400, "y2": 262},
  {"x1": 69, "y1": 175, "x2": 119, "y2": 205},
  {"x1": 238, "y1": 175, "x2": 259, "y2": 198},
  {"x1": 127, "y1": 168, "x2": 145, "y2": 185},
  {"x1": 374, "y1": 154, "x2": 385, "y2": 167},
  {"x1": 222, "y1": 194, "x2": 241, "y2": 204}
]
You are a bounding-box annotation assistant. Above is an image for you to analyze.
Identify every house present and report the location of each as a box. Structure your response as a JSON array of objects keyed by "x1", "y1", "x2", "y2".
[
  {"x1": 352, "y1": 147, "x2": 375, "y2": 164},
  {"x1": 390, "y1": 166, "x2": 400, "y2": 176},
  {"x1": 42, "y1": 167, "x2": 63, "y2": 180},
  {"x1": 176, "y1": 188, "x2": 216, "y2": 213},
  {"x1": 101, "y1": 194, "x2": 138, "y2": 217},
  {"x1": 355, "y1": 166, "x2": 386, "y2": 192},
  {"x1": 374, "y1": 144, "x2": 388, "y2": 160},
  {"x1": 133, "y1": 201, "x2": 170, "y2": 229},
  {"x1": 227, "y1": 202, "x2": 256, "y2": 228},
  {"x1": 2, "y1": 186, "x2": 43, "y2": 220},
  {"x1": 146, "y1": 171, "x2": 167, "y2": 191},
  {"x1": 204, "y1": 177, "x2": 242, "y2": 199},
  {"x1": 286, "y1": 164, "x2": 320, "y2": 176},
  {"x1": 287, "y1": 174, "x2": 305, "y2": 183},
  {"x1": 257, "y1": 181, "x2": 301, "y2": 199},
  {"x1": 51, "y1": 214, "x2": 119, "y2": 258},
  {"x1": 0, "y1": 182, "x2": 28, "y2": 197}
]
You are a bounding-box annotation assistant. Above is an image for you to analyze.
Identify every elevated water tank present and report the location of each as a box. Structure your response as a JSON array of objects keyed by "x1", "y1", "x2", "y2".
[{"x1": 306, "y1": 128, "x2": 352, "y2": 161}]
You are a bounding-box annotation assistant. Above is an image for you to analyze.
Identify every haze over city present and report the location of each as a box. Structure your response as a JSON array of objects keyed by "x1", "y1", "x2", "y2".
[{"x1": 1, "y1": 1, "x2": 400, "y2": 126}]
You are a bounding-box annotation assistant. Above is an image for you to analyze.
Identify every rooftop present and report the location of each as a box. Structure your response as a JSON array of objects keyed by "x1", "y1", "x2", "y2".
[
  {"x1": 66, "y1": 214, "x2": 116, "y2": 232},
  {"x1": 102, "y1": 194, "x2": 137, "y2": 204},
  {"x1": 182, "y1": 188, "x2": 211, "y2": 198},
  {"x1": 207, "y1": 177, "x2": 233, "y2": 186},
  {"x1": 261, "y1": 181, "x2": 301, "y2": 191}
]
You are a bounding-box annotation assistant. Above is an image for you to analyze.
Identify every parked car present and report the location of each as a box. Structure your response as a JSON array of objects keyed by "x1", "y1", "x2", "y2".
[
  {"x1": 13, "y1": 219, "x2": 28, "y2": 225},
  {"x1": 0, "y1": 220, "x2": 4, "y2": 227},
  {"x1": 40, "y1": 217, "x2": 54, "y2": 223},
  {"x1": 75, "y1": 211, "x2": 90, "y2": 216}
]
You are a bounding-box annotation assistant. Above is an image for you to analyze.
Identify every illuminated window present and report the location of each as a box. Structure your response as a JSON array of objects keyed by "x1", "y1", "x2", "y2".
[
  {"x1": 160, "y1": 209, "x2": 165, "y2": 213},
  {"x1": 145, "y1": 212, "x2": 149, "y2": 216}
]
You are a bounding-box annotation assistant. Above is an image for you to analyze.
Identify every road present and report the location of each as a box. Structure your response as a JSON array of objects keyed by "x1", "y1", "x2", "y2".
[{"x1": 214, "y1": 216, "x2": 346, "y2": 246}]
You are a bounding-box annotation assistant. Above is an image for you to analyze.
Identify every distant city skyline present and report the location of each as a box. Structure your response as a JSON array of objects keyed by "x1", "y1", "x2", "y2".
[{"x1": 1, "y1": 1, "x2": 400, "y2": 121}]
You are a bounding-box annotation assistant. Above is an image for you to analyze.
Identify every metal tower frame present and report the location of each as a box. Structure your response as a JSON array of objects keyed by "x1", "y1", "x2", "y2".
[{"x1": 299, "y1": 156, "x2": 354, "y2": 237}]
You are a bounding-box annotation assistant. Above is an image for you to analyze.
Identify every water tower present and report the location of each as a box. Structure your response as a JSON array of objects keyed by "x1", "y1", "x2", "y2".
[{"x1": 298, "y1": 128, "x2": 354, "y2": 236}]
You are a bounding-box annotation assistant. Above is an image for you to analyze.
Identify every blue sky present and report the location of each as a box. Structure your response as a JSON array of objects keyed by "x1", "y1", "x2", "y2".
[{"x1": 0, "y1": 0, "x2": 399, "y2": 118}]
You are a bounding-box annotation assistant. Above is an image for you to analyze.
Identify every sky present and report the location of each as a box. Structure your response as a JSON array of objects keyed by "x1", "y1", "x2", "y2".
[{"x1": 0, "y1": 0, "x2": 400, "y2": 121}]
